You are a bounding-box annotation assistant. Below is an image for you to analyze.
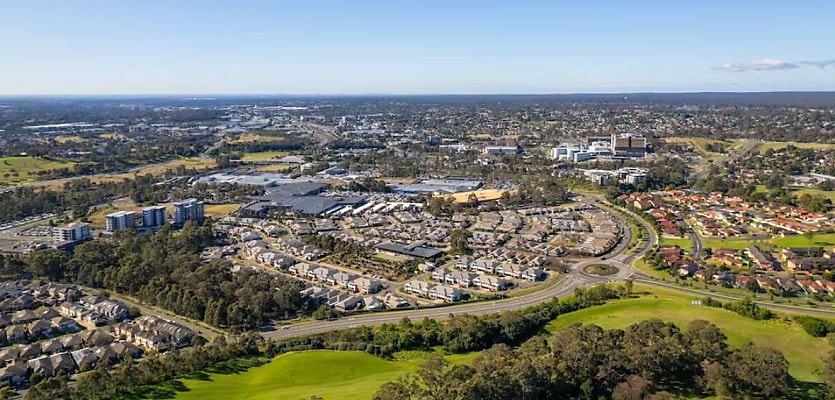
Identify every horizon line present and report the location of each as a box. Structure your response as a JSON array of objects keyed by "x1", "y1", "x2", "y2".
[{"x1": 2, "y1": 90, "x2": 835, "y2": 98}]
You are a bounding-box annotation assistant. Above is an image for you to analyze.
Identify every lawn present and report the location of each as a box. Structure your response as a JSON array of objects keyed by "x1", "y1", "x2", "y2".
[
  {"x1": 697, "y1": 233, "x2": 835, "y2": 250},
  {"x1": 545, "y1": 284, "x2": 832, "y2": 383},
  {"x1": 240, "y1": 151, "x2": 289, "y2": 161},
  {"x1": 204, "y1": 203, "x2": 240, "y2": 218},
  {"x1": 755, "y1": 185, "x2": 835, "y2": 201},
  {"x1": 794, "y1": 188, "x2": 835, "y2": 202},
  {"x1": 659, "y1": 236, "x2": 693, "y2": 252},
  {"x1": 174, "y1": 350, "x2": 477, "y2": 400},
  {"x1": 0, "y1": 156, "x2": 76, "y2": 186},
  {"x1": 772, "y1": 233, "x2": 835, "y2": 248}
]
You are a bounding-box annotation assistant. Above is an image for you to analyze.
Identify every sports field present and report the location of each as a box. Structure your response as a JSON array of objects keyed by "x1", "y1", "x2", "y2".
[
  {"x1": 545, "y1": 284, "x2": 832, "y2": 382},
  {"x1": 174, "y1": 350, "x2": 477, "y2": 400},
  {"x1": 0, "y1": 156, "x2": 76, "y2": 186}
]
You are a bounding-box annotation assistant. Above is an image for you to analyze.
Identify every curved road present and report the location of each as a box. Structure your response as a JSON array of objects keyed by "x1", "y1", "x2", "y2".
[
  {"x1": 263, "y1": 198, "x2": 653, "y2": 340},
  {"x1": 262, "y1": 197, "x2": 835, "y2": 341}
]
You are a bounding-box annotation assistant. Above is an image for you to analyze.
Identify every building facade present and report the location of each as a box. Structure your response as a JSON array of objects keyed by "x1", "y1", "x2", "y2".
[
  {"x1": 105, "y1": 211, "x2": 136, "y2": 232},
  {"x1": 141, "y1": 206, "x2": 167, "y2": 229},
  {"x1": 53, "y1": 223, "x2": 91, "y2": 243},
  {"x1": 173, "y1": 199, "x2": 204, "y2": 226}
]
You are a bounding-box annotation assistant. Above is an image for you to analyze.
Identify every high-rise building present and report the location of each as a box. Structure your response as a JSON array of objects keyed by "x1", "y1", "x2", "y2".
[
  {"x1": 173, "y1": 198, "x2": 205, "y2": 226},
  {"x1": 142, "y1": 206, "x2": 167, "y2": 229},
  {"x1": 53, "y1": 222, "x2": 91, "y2": 243},
  {"x1": 610, "y1": 133, "x2": 647, "y2": 157},
  {"x1": 105, "y1": 211, "x2": 136, "y2": 232}
]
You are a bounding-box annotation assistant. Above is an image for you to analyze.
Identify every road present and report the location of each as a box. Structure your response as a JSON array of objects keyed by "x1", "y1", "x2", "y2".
[{"x1": 263, "y1": 197, "x2": 652, "y2": 340}]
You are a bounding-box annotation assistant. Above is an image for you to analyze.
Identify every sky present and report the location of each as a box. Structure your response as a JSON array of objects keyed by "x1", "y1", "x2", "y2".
[{"x1": 1, "y1": 0, "x2": 834, "y2": 95}]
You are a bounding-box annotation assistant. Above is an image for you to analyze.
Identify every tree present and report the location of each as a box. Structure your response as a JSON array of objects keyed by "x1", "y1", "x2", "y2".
[
  {"x1": 825, "y1": 351, "x2": 835, "y2": 399},
  {"x1": 448, "y1": 229, "x2": 472, "y2": 255},
  {"x1": 724, "y1": 343, "x2": 790, "y2": 398},
  {"x1": 612, "y1": 375, "x2": 653, "y2": 400}
]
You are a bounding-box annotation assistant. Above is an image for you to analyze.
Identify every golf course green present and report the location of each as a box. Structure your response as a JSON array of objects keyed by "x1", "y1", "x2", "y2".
[{"x1": 546, "y1": 284, "x2": 832, "y2": 383}]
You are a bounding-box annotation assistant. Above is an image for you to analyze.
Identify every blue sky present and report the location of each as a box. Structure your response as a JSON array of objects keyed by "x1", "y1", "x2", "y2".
[{"x1": 1, "y1": 0, "x2": 834, "y2": 94}]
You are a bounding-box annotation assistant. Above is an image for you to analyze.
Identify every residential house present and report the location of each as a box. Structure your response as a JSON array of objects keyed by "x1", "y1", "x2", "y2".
[
  {"x1": 0, "y1": 362, "x2": 27, "y2": 387},
  {"x1": 5, "y1": 325, "x2": 26, "y2": 344},
  {"x1": 473, "y1": 275, "x2": 507, "y2": 291},
  {"x1": 429, "y1": 285, "x2": 463, "y2": 302},
  {"x1": 363, "y1": 296, "x2": 385, "y2": 311},
  {"x1": 431, "y1": 267, "x2": 452, "y2": 282},
  {"x1": 445, "y1": 270, "x2": 477, "y2": 288},
  {"x1": 496, "y1": 264, "x2": 524, "y2": 279},
  {"x1": 349, "y1": 277, "x2": 382, "y2": 294},
  {"x1": 27, "y1": 319, "x2": 54, "y2": 339},
  {"x1": 49, "y1": 352, "x2": 77, "y2": 375},
  {"x1": 40, "y1": 338, "x2": 64, "y2": 354},
  {"x1": 71, "y1": 348, "x2": 99, "y2": 370},
  {"x1": 470, "y1": 259, "x2": 501, "y2": 274},
  {"x1": 309, "y1": 267, "x2": 335, "y2": 282},
  {"x1": 522, "y1": 268, "x2": 545, "y2": 281},
  {"x1": 27, "y1": 356, "x2": 54, "y2": 378},
  {"x1": 327, "y1": 272, "x2": 354, "y2": 288},
  {"x1": 403, "y1": 280, "x2": 432, "y2": 297},
  {"x1": 51, "y1": 316, "x2": 81, "y2": 333}
]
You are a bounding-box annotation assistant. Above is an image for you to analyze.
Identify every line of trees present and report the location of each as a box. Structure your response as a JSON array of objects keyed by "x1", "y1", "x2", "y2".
[{"x1": 374, "y1": 320, "x2": 791, "y2": 400}]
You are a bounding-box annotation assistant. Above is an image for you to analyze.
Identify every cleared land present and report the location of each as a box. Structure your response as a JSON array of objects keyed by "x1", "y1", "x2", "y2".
[
  {"x1": 36, "y1": 158, "x2": 216, "y2": 190},
  {"x1": 756, "y1": 141, "x2": 835, "y2": 153},
  {"x1": 445, "y1": 189, "x2": 507, "y2": 204},
  {"x1": 240, "y1": 151, "x2": 289, "y2": 161},
  {"x1": 663, "y1": 137, "x2": 741, "y2": 160},
  {"x1": 204, "y1": 203, "x2": 240, "y2": 218},
  {"x1": 545, "y1": 284, "x2": 832, "y2": 382},
  {"x1": 174, "y1": 350, "x2": 477, "y2": 400},
  {"x1": 256, "y1": 164, "x2": 296, "y2": 172},
  {"x1": 0, "y1": 156, "x2": 76, "y2": 186},
  {"x1": 230, "y1": 133, "x2": 287, "y2": 144}
]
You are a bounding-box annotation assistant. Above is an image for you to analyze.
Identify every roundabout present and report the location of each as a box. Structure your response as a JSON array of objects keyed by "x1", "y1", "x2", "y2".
[{"x1": 583, "y1": 264, "x2": 619, "y2": 276}]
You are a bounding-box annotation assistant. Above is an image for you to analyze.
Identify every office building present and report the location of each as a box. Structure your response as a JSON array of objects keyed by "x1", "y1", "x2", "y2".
[
  {"x1": 53, "y1": 222, "x2": 91, "y2": 243},
  {"x1": 173, "y1": 198, "x2": 205, "y2": 226},
  {"x1": 610, "y1": 133, "x2": 647, "y2": 157},
  {"x1": 105, "y1": 211, "x2": 136, "y2": 232},
  {"x1": 142, "y1": 206, "x2": 167, "y2": 229},
  {"x1": 483, "y1": 145, "x2": 521, "y2": 155}
]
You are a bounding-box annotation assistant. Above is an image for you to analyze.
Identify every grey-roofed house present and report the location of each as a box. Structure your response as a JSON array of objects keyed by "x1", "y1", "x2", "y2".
[
  {"x1": 49, "y1": 352, "x2": 77, "y2": 375},
  {"x1": 375, "y1": 241, "x2": 443, "y2": 260},
  {"x1": 349, "y1": 277, "x2": 382, "y2": 294},
  {"x1": 0, "y1": 362, "x2": 28, "y2": 387},
  {"x1": 429, "y1": 285, "x2": 463, "y2": 302}
]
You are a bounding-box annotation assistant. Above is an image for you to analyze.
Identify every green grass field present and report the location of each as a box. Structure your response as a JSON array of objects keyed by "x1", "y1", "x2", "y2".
[
  {"x1": 203, "y1": 203, "x2": 240, "y2": 218},
  {"x1": 756, "y1": 141, "x2": 835, "y2": 153},
  {"x1": 660, "y1": 237, "x2": 694, "y2": 252},
  {"x1": 240, "y1": 151, "x2": 290, "y2": 161},
  {"x1": 0, "y1": 156, "x2": 76, "y2": 186},
  {"x1": 755, "y1": 185, "x2": 835, "y2": 201},
  {"x1": 546, "y1": 284, "x2": 831, "y2": 383},
  {"x1": 173, "y1": 350, "x2": 477, "y2": 400}
]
